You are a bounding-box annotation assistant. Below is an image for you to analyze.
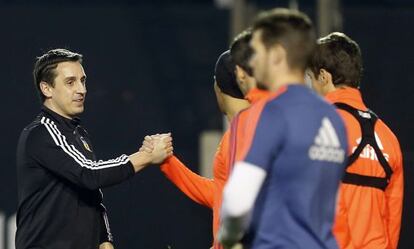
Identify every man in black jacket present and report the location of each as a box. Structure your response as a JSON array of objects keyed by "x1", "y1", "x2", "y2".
[{"x1": 16, "y1": 48, "x2": 172, "y2": 249}]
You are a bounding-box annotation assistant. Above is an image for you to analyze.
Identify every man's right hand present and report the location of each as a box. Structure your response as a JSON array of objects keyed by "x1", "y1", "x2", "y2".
[
  {"x1": 99, "y1": 242, "x2": 114, "y2": 249},
  {"x1": 210, "y1": 243, "x2": 243, "y2": 249},
  {"x1": 141, "y1": 133, "x2": 173, "y2": 163},
  {"x1": 128, "y1": 133, "x2": 173, "y2": 173},
  {"x1": 227, "y1": 243, "x2": 243, "y2": 249}
]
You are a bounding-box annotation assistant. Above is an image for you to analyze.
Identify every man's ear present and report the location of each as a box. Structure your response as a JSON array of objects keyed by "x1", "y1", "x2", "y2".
[
  {"x1": 39, "y1": 81, "x2": 53, "y2": 98},
  {"x1": 319, "y1": 69, "x2": 333, "y2": 86},
  {"x1": 235, "y1": 65, "x2": 246, "y2": 81},
  {"x1": 270, "y1": 44, "x2": 285, "y2": 66}
]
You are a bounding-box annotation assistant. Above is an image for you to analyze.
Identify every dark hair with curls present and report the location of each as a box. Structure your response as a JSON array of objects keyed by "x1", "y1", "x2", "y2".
[{"x1": 309, "y1": 32, "x2": 363, "y2": 88}]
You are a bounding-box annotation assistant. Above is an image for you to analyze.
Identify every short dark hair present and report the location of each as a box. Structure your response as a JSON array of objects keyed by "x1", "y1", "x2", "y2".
[
  {"x1": 230, "y1": 29, "x2": 253, "y2": 76},
  {"x1": 33, "y1": 48, "x2": 83, "y2": 102},
  {"x1": 214, "y1": 50, "x2": 245, "y2": 99},
  {"x1": 309, "y1": 32, "x2": 363, "y2": 88},
  {"x1": 252, "y1": 8, "x2": 316, "y2": 71}
]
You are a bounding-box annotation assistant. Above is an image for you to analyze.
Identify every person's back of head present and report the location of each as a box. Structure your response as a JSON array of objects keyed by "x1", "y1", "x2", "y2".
[
  {"x1": 252, "y1": 8, "x2": 316, "y2": 72},
  {"x1": 33, "y1": 49, "x2": 83, "y2": 103},
  {"x1": 214, "y1": 50, "x2": 250, "y2": 120},
  {"x1": 214, "y1": 50, "x2": 244, "y2": 99},
  {"x1": 230, "y1": 29, "x2": 259, "y2": 94},
  {"x1": 230, "y1": 29, "x2": 253, "y2": 76},
  {"x1": 309, "y1": 32, "x2": 363, "y2": 88}
]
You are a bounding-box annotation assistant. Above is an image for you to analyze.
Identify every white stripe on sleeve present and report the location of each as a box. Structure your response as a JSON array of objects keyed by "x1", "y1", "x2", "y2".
[{"x1": 40, "y1": 117, "x2": 130, "y2": 170}]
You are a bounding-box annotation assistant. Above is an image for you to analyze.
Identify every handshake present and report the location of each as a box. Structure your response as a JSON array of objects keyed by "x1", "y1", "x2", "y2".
[
  {"x1": 140, "y1": 133, "x2": 174, "y2": 163},
  {"x1": 129, "y1": 133, "x2": 174, "y2": 172}
]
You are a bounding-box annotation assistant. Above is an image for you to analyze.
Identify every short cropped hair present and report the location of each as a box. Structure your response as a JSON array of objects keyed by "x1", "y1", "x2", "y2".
[
  {"x1": 214, "y1": 50, "x2": 245, "y2": 99},
  {"x1": 230, "y1": 29, "x2": 253, "y2": 76},
  {"x1": 252, "y1": 8, "x2": 316, "y2": 71},
  {"x1": 309, "y1": 32, "x2": 363, "y2": 88},
  {"x1": 33, "y1": 48, "x2": 83, "y2": 102}
]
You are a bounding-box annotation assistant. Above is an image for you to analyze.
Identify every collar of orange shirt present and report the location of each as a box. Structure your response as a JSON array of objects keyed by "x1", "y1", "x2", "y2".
[
  {"x1": 245, "y1": 88, "x2": 270, "y2": 104},
  {"x1": 325, "y1": 86, "x2": 368, "y2": 111}
]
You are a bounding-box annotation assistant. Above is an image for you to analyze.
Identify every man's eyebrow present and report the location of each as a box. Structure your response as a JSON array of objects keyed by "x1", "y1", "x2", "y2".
[{"x1": 64, "y1": 76, "x2": 77, "y2": 82}]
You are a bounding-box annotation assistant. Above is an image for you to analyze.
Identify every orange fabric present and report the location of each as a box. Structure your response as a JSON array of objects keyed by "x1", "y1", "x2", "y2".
[
  {"x1": 233, "y1": 86, "x2": 287, "y2": 163},
  {"x1": 161, "y1": 131, "x2": 230, "y2": 241},
  {"x1": 326, "y1": 87, "x2": 404, "y2": 249},
  {"x1": 245, "y1": 88, "x2": 270, "y2": 104},
  {"x1": 160, "y1": 88, "x2": 270, "y2": 244}
]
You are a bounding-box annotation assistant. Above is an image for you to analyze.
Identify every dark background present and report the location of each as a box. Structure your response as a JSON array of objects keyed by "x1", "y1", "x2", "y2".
[{"x1": 0, "y1": 0, "x2": 413, "y2": 248}]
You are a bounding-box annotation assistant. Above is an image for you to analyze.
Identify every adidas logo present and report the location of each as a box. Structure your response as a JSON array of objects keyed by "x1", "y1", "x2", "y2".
[
  {"x1": 308, "y1": 117, "x2": 345, "y2": 163},
  {"x1": 352, "y1": 133, "x2": 390, "y2": 161}
]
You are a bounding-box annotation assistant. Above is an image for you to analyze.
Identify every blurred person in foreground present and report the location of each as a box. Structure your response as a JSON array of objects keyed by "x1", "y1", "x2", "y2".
[{"x1": 219, "y1": 8, "x2": 348, "y2": 249}]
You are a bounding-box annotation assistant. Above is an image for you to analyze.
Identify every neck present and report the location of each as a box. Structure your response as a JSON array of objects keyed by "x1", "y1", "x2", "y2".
[
  {"x1": 323, "y1": 84, "x2": 338, "y2": 95},
  {"x1": 244, "y1": 77, "x2": 257, "y2": 95},
  {"x1": 43, "y1": 101, "x2": 72, "y2": 120},
  {"x1": 239, "y1": 79, "x2": 256, "y2": 96},
  {"x1": 224, "y1": 98, "x2": 250, "y2": 121},
  {"x1": 268, "y1": 69, "x2": 305, "y2": 92}
]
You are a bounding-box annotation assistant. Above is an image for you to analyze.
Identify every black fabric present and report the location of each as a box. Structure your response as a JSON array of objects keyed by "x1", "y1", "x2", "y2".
[
  {"x1": 342, "y1": 173, "x2": 388, "y2": 191},
  {"x1": 334, "y1": 102, "x2": 393, "y2": 191},
  {"x1": 214, "y1": 50, "x2": 245, "y2": 99},
  {"x1": 15, "y1": 106, "x2": 134, "y2": 249}
]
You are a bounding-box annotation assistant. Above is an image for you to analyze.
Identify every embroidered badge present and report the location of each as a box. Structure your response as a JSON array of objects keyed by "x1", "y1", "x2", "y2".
[{"x1": 80, "y1": 137, "x2": 92, "y2": 152}]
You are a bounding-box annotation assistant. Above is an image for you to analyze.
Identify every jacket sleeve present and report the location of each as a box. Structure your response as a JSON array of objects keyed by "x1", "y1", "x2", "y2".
[
  {"x1": 99, "y1": 203, "x2": 114, "y2": 244},
  {"x1": 385, "y1": 142, "x2": 404, "y2": 249},
  {"x1": 27, "y1": 125, "x2": 135, "y2": 190},
  {"x1": 160, "y1": 156, "x2": 216, "y2": 208}
]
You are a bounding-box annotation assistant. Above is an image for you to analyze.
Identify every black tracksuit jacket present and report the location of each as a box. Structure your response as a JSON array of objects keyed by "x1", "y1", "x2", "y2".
[{"x1": 16, "y1": 107, "x2": 135, "y2": 249}]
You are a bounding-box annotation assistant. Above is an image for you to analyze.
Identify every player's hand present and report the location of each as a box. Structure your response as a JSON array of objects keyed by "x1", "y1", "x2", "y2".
[
  {"x1": 99, "y1": 242, "x2": 114, "y2": 249},
  {"x1": 138, "y1": 133, "x2": 173, "y2": 164},
  {"x1": 139, "y1": 135, "x2": 156, "y2": 153},
  {"x1": 130, "y1": 133, "x2": 173, "y2": 172},
  {"x1": 231, "y1": 243, "x2": 243, "y2": 249},
  {"x1": 220, "y1": 243, "x2": 243, "y2": 249},
  {"x1": 150, "y1": 133, "x2": 173, "y2": 163},
  {"x1": 218, "y1": 224, "x2": 244, "y2": 249},
  {"x1": 140, "y1": 133, "x2": 170, "y2": 151}
]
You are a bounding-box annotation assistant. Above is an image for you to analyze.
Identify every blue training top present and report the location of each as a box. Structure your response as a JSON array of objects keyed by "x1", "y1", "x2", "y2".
[{"x1": 241, "y1": 84, "x2": 347, "y2": 249}]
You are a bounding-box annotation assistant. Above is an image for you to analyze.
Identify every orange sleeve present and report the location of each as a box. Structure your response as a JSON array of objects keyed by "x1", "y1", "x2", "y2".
[
  {"x1": 385, "y1": 140, "x2": 404, "y2": 249},
  {"x1": 236, "y1": 87, "x2": 287, "y2": 162},
  {"x1": 160, "y1": 156, "x2": 215, "y2": 208}
]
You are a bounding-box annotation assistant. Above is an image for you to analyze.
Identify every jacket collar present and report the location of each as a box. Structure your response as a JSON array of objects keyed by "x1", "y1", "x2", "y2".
[
  {"x1": 40, "y1": 106, "x2": 81, "y2": 131},
  {"x1": 245, "y1": 88, "x2": 271, "y2": 104},
  {"x1": 325, "y1": 87, "x2": 368, "y2": 111}
]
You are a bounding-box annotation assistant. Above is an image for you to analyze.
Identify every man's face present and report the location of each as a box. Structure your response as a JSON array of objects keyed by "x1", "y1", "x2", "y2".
[
  {"x1": 45, "y1": 61, "x2": 87, "y2": 118},
  {"x1": 249, "y1": 30, "x2": 270, "y2": 89}
]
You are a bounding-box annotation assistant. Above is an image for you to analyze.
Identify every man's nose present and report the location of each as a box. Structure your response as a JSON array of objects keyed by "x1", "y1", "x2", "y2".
[{"x1": 77, "y1": 81, "x2": 87, "y2": 94}]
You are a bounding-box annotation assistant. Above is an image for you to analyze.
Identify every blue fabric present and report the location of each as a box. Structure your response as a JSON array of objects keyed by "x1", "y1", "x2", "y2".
[{"x1": 244, "y1": 85, "x2": 347, "y2": 249}]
